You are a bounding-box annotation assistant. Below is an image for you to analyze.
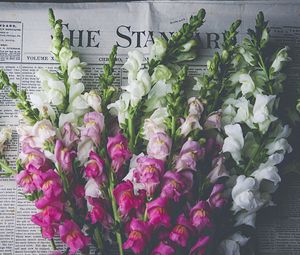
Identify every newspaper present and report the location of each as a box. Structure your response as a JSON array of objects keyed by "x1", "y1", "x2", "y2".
[{"x1": 0, "y1": 1, "x2": 300, "y2": 254}]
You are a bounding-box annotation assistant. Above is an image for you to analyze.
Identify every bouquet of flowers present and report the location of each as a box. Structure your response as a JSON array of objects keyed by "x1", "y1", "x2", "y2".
[{"x1": 0, "y1": 8, "x2": 296, "y2": 255}]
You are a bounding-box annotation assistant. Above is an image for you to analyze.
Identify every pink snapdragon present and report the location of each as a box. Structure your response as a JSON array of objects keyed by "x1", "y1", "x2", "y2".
[
  {"x1": 189, "y1": 236, "x2": 211, "y2": 255},
  {"x1": 134, "y1": 156, "x2": 165, "y2": 197},
  {"x1": 61, "y1": 122, "x2": 79, "y2": 148},
  {"x1": 20, "y1": 146, "x2": 47, "y2": 170},
  {"x1": 151, "y1": 241, "x2": 175, "y2": 255},
  {"x1": 161, "y1": 170, "x2": 193, "y2": 202},
  {"x1": 169, "y1": 214, "x2": 194, "y2": 247},
  {"x1": 107, "y1": 133, "x2": 132, "y2": 172},
  {"x1": 55, "y1": 140, "x2": 76, "y2": 172},
  {"x1": 146, "y1": 197, "x2": 171, "y2": 228},
  {"x1": 113, "y1": 180, "x2": 145, "y2": 218},
  {"x1": 208, "y1": 184, "x2": 227, "y2": 209},
  {"x1": 204, "y1": 111, "x2": 222, "y2": 130},
  {"x1": 207, "y1": 156, "x2": 229, "y2": 183},
  {"x1": 85, "y1": 151, "x2": 106, "y2": 184},
  {"x1": 59, "y1": 220, "x2": 91, "y2": 254},
  {"x1": 190, "y1": 201, "x2": 212, "y2": 231},
  {"x1": 123, "y1": 218, "x2": 151, "y2": 254},
  {"x1": 81, "y1": 112, "x2": 105, "y2": 146},
  {"x1": 147, "y1": 132, "x2": 172, "y2": 161},
  {"x1": 35, "y1": 169, "x2": 63, "y2": 198},
  {"x1": 16, "y1": 169, "x2": 38, "y2": 193},
  {"x1": 87, "y1": 197, "x2": 113, "y2": 228},
  {"x1": 175, "y1": 140, "x2": 205, "y2": 171}
]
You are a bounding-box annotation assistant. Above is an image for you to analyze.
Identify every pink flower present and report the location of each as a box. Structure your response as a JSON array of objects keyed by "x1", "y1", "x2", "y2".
[
  {"x1": 87, "y1": 197, "x2": 113, "y2": 228},
  {"x1": 208, "y1": 184, "x2": 227, "y2": 209},
  {"x1": 61, "y1": 122, "x2": 79, "y2": 148},
  {"x1": 81, "y1": 112, "x2": 105, "y2": 146},
  {"x1": 151, "y1": 241, "x2": 175, "y2": 255},
  {"x1": 16, "y1": 169, "x2": 38, "y2": 193},
  {"x1": 207, "y1": 156, "x2": 229, "y2": 183},
  {"x1": 20, "y1": 146, "x2": 47, "y2": 170},
  {"x1": 123, "y1": 218, "x2": 151, "y2": 254},
  {"x1": 147, "y1": 132, "x2": 172, "y2": 161},
  {"x1": 107, "y1": 133, "x2": 132, "y2": 172},
  {"x1": 204, "y1": 111, "x2": 222, "y2": 130},
  {"x1": 55, "y1": 140, "x2": 76, "y2": 172},
  {"x1": 113, "y1": 180, "x2": 145, "y2": 218},
  {"x1": 74, "y1": 184, "x2": 85, "y2": 209},
  {"x1": 146, "y1": 197, "x2": 171, "y2": 228},
  {"x1": 85, "y1": 151, "x2": 106, "y2": 184},
  {"x1": 188, "y1": 97, "x2": 204, "y2": 117},
  {"x1": 161, "y1": 170, "x2": 193, "y2": 202},
  {"x1": 169, "y1": 214, "x2": 194, "y2": 247},
  {"x1": 134, "y1": 156, "x2": 165, "y2": 197},
  {"x1": 189, "y1": 236, "x2": 211, "y2": 255},
  {"x1": 38, "y1": 169, "x2": 63, "y2": 198},
  {"x1": 190, "y1": 201, "x2": 212, "y2": 231},
  {"x1": 59, "y1": 220, "x2": 91, "y2": 254},
  {"x1": 175, "y1": 140, "x2": 205, "y2": 172}
]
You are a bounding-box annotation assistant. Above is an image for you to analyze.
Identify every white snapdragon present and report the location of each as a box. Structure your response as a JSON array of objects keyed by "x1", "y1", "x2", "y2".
[
  {"x1": 123, "y1": 50, "x2": 144, "y2": 82},
  {"x1": 270, "y1": 46, "x2": 291, "y2": 73},
  {"x1": 151, "y1": 64, "x2": 172, "y2": 84},
  {"x1": 84, "y1": 90, "x2": 102, "y2": 112},
  {"x1": 36, "y1": 69, "x2": 66, "y2": 106},
  {"x1": 179, "y1": 115, "x2": 202, "y2": 137},
  {"x1": 149, "y1": 37, "x2": 167, "y2": 61},
  {"x1": 143, "y1": 108, "x2": 168, "y2": 140},
  {"x1": 239, "y1": 73, "x2": 256, "y2": 95},
  {"x1": 218, "y1": 233, "x2": 250, "y2": 255},
  {"x1": 32, "y1": 119, "x2": 56, "y2": 143},
  {"x1": 67, "y1": 57, "x2": 86, "y2": 85},
  {"x1": 0, "y1": 127, "x2": 12, "y2": 154},
  {"x1": 234, "y1": 97, "x2": 255, "y2": 128},
  {"x1": 253, "y1": 94, "x2": 277, "y2": 133},
  {"x1": 85, "y1": 178, "x2": 102, "y2": 198},
  {"x1": 30, "y1": 92, "x2": 56, "y2": 122},
  {"x1": 188, "y1": 97, "x2": 204, "y2": 117},
  {"x1": 58, "y1": 46, "x2": 73, "y2": 72},
  {"x1": 266, "y1": 124, "x2": 292, "y2": 155},
  {"x1": 107, "y1": 92, "x2": 131, "y2": 125},
  {"x1": 223, "y1": 124, "x2": 244, "y2": 163}
]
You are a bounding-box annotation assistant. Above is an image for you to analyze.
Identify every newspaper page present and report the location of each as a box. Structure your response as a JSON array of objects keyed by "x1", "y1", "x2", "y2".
[{"x1": 0, "y1": 1, "x2": 300, "y2": 254}]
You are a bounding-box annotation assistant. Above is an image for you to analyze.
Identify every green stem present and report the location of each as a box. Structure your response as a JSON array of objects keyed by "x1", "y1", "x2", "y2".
[
  {"x1": 50, "y1": 238, "x2": 57, "y2": 250},
  {"x1": 94, "y1": 226, "x2": 104, "y2": 254},
  {"x1": 128, "y1": 114, "x2": 135, "y2": 152}
]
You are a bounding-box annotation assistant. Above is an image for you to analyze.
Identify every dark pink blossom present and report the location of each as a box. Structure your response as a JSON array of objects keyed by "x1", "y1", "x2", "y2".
[
  {"x1": 87, "y1": 197, "x2": 113, "y2": 228},
  {"x1": 38, "y1": 169, "x2": 63, "y2": 198},
  {"x1": 189, "y1": 236, "x2": 211, "y2": 255},
  {"x1": 81, "y1": 112, "x2": 105, "y2": 146},
  {"x1": 123, "y1": 218, "x2": 151, "y2": 254},
  {"x1": 175, "y1": 140, "x2": 205, "y2": 172},
  {"x1": 54, "y1": 140, "x2": 76, "y2": 172},
  {"x1": 208, "y1": 184, "x2": 227, "y2": 209},
  {"x1": 189, "y1": 201, "x2": 212, "y2": 231},
  {"x1": 134, "y1": 156, "x2": 165, "y2": 197},
  {"x1": 85, "y1": 151, "x2": 106, "y2": 184},
  {"x1": 151, "y1": 241, "x2": 175, "y2": 255},
  {"x1": 146, "y1": 197, "x2": 171, "y2": 228},
  {"x1": 169, "y1": 214, "x2": 194, "y2": 247},
  {"x1": 161, "y1": 170, "x2": 193, "y2": 202},
  {"x1": 107, "y1": 133, "x2": 132, "y2": 172},
  {"x1": 59, "y1": 220, "x2": 90, "y2": 254},
  {"x1": 16, "y1": 169, "x2": 38, "y2": 193},
  {"x1": 61, "y1": 122, "x2": 79, "y2": 148},
  {"x1": 21, "y1": 146, "x2": 47, "y2": 169}
]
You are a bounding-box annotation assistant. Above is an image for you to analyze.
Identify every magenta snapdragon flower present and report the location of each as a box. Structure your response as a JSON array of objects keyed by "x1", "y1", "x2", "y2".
[
  {"x1": 147, "y1": 132, "x2": 172, "y2": 161},
  {"x1": 169, "y1": 214, "x2": 194, "y2": 247},
  {"x1": 55, "y1": 140, "x2": 76, "y2": 172},
  {"x1": 208, "y1": 184, "x2": 227, "y2": 209},
  {"x1": 189, "y1": 201, "x2": 212, "y2": 231},
  {"x1": 134, "y1": 156, "x2": 165, "y2": 197},
  {"x1": 87, "y1": 197, "x2": 113, "y2": 228},
  {"x1": 123, "y1": 218, "x2": 151, "y2": 254},
  {"x1": 175, "y1": 140, "x2": 205, "y2": 172},
  {"x1": 189, "y1": 236, "x2": 211, "y2": 255},
  {"x1": 59, "y1": 220, "x2": 91, "y2": 254},
  {"x1": 107, "y1": 133, "x2": 132, "y2": 172},
  {"x1": 85, "y1": 151, "x2": 107, "y2": 184},
  {"x1": 161, "y1": 170, "x2": 193, "y2": 202},
  {"x1": 146, "y1": 197, "x2": 171, "y2": 228},
  {"x1": 151, "y1": 241, "x2": 175, "y2": 255},
  {"x1": 113, "y1": 180, "x2": 145, "y2": 218},
  {"x1": 21, "y1": 146, "x2": 47, "y2": 169},
  {"x1": 16, "y1": 169, "x2": 38, "y2": 193},
  {"x1": 37, "y1": 169, "x2": 63, "y2": 198}
]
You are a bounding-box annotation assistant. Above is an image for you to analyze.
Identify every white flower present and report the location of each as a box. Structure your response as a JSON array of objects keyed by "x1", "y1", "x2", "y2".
[
  {"x1": 84, "y1": 90, "x2": 102, "y2": 112},
  {"x1": 151, "y1": 64, "x2": 172, "y2": 84},
  {"x1": 58, "y1": 112, "x2": 77, "y2": 128},
  {"x1": 107, "y1": 92, "x2": 131, "y2": 125},
  {"x1": 223, "y1": 124, "x2": 244, "y2": 163},
  {"x1": 222, "y1": 104, "x2": 237, "y2": 126},
  {"x1": 123, "y1": 50, "x2": 144, "y2": 82},
  {"x1": 123, "y1": 69, "x2": 151, "y2": 107},
  {"x1": 59, "y1": 46, "x2": 73, "y2": 71},
  {"x1": 149, "y1": 37, "x2": 167, "y2": 61},
  {"x1": 218, "y1": 233, "x2": 249, "y2": 255},
  {"x1": 85, "y1": 178, "x2": 101, "y2": 198},
  {"x1": 145, "y1": 80, "x2": 172, "y2": 112},
  {"x1": 253, "y1": 94, "x2": 277, "y2": 133},
  {"x1": 231, "y1": 175, "x2": 263, "y2": 213},
  {"x1": 36, "y1": 69, "x2": 66, "y2": 106},
  {"x1": 207, "y1": 156, "x2": 229, "y2": 183},
  {"x1": 30, "y1": 92, "x2": 56, "y2": 122},
  {"x1": 239, "y1": 73, "x2": 255, "y2": 95},
  {"x1": 143, "y1": 108, "x2": 168, "y2": 140},
  {"x1": 32, "y1": 119, "x2": 56, "y2": 143},
  {"x1": 77, "y1": 138, "x2": 94, "y2": 164},
  {"x1": 0, "y1": 127, "x2": 12, "y2": 154},
  {"x1": 271, "y1": 46, "x2": 291, "y2": 73},
  {"x1": 188, "y1": 97, "x2": 204, "y2": 117},
  {"x1": 179, "y1": 115, "x2": 202, "y2": 137},
  {"x1": 67, "y1": 57, "x2": 86, "y2": 85},
  {"x1": 266, "y1": 124, "x2": 292, "y2": 155},
  {"x1": 233, "y1": 97, "x2": 254, "y2": 128},
  {"x1": 67, "y1": 82, "x2": 89, "y2": 117}
]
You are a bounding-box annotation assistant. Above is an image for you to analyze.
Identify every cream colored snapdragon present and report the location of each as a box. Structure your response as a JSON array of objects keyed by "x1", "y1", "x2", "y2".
[
  {"x1": 0, "y1": 127, "x2": 12, "y2": 154},
  {"x1": 223, "y1": 124, "x2": 244, "y2": 163}
]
